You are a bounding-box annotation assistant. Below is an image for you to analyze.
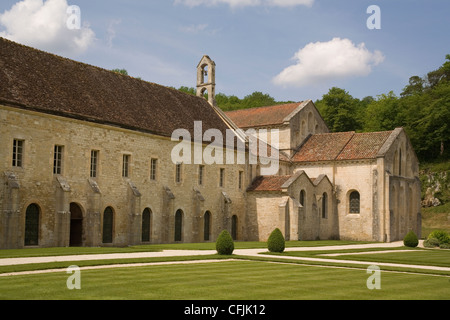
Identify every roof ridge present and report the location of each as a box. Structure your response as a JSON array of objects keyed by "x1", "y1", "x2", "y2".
[
  {"x1": 224, "y1": 101, "x2": 302, "y2": 114},
  {"x1": 335, "y1": 132, "x2": 356, "y2": 160}
]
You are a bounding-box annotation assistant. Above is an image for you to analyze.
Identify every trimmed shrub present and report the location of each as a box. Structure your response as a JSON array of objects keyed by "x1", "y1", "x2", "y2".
[
  {"x1": 216, "y1": 230, "x2": 234, "y2": 255},
  {"x1": 403, "y1": 230, "x2": 418, "y2": 248},
  {"x1": 267, "y1": 228, "x2": 285, "y2": 253},
  {"x1": 428, "y1": 230, "x2": 450, "y2": 244},
  {"x1": 440, "y1": 242, "x2": 450, "y2": 249},
  {"x1": 423, "y1": 237, "x2": 440, "y2": 248}
]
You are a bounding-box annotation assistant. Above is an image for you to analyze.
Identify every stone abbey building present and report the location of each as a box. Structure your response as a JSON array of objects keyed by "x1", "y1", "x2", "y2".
[{"x1": 0, "y1": 38, "x2": 421, "y2": 249}]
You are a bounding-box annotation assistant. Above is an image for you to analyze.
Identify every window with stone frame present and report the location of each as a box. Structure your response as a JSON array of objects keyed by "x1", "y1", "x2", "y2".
[
  {"x1": 53, "y1": 145, "x2": 64, "y2": 175},
  {"x1": 12, "y1": 139, "x2": 24, "y2": 168},
  {"x1": 349, "y1": 191, "x2": 361, "y2": 214}
]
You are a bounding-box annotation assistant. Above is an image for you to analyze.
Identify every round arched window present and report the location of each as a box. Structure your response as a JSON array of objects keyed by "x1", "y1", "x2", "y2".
[{"x1": 349, "y1": 191, "x2": 360, "y2": 214}]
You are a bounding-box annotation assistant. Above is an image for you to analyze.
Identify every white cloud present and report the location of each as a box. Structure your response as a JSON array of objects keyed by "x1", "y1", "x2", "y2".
[
  {"x1": 174, "y1": 0, "x2": 314, "y2": 8},
  {"x1": 106, "y1": 19, "x2": 121, "y2": 48},
  {"x1": 273, "y1": 38, "x2": 385, "y2": 87},
  {"x1": 179, "y1": 23, "x2": 208, "y2": 34},
  {"x1": 0, "y1": 0, "x2": 95, "y2": 55}
]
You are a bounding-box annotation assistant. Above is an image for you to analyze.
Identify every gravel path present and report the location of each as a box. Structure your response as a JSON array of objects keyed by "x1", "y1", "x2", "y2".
[{"x1": 1, "y1": 240, "x2": 449, "y2": 276}]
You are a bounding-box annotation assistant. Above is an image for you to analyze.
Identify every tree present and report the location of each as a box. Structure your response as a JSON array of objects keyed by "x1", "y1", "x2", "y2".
[
  {"x1": 111, "y1": 68, "x2": 129, "y2": 76},
  {"x1": 242, "y1": 91, "x2": 277, "y2": 109},
  {"x1": 315, "y1": 87, "x2": 361, "y2": 132},
  {"x1": 401, "y1": 76, "x2": 425, "y2": 97},
  {"x1": 426, "y1": 54, "x2": 450, "y2": 88},
  {"x1": 178, "y1": 86, "x2": 196, "y2": 96},
  {"x1": 364, "y1": 91, "x2": 403, "y2": 132}
]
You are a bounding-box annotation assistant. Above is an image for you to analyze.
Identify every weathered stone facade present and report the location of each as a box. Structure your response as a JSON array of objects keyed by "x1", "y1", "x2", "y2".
[{"x1": 0, "y1": 38, "x2": 421, "y2": 248}]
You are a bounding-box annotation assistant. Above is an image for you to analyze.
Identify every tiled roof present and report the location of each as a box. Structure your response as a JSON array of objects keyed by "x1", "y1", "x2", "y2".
[
  {"x1": 225, "y1": 102, "x2": 302, "y2": 128},
  {"x1": 0, "y1": 37, "x2": 231, "y2": 139},
  {"x1": 247, "y1": 175, "x2": 292, "y2": 192},
  {"x1": 292, "y1": 131, "x2": 393, "y2": 162},
  {"x1": 337, "y1": 131, "x2": 393, "y2": 160}
]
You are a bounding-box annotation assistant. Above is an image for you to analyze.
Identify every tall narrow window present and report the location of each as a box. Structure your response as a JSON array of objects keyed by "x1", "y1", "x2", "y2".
[
  {"x1": 102, "y1": 207, "x2": 114, "y2": 244},
  {"x1": 53, "y1": 145, "x2": 63, "y2": 175},
  {"x1": 25, "y1": 204, "x2": 40, "y2": 246},
  {"x1": 322, "y1": 192, "x2": 328, "y2": 219},
  {"x1": 399, "y1": 149, "x2": 402, "y2": 176},
  {"x1": 90, "y1": 150, "x2": 99, "y2": 178},
  {"x1": 176, "y1": 163, "x2": 182, "y2": 183},
  {"x1": 299, "y1": 190, "x2": 306, "y2": 207},
  {"x1": 238, "y1": 171, "x2": 243, "y2": 189},
  {"x1": 231, "y1": 215, "x2": 238, "y2": 240},
  {"x1": 204, "y1": 211, "x2": 211, "y2": 241},
  {"x1": 122, "y1": 154, "x2": 130, "y2": 178},
  {"x1": 150, "y1": 158, "x2": 157, "y2": 180},
  {"x1": 350, "y1": 191, "x2": 361, "y2": 214},
  {"x1": 12, "y1": 139, "x2": 24, "y2": 167},
  {"x1": 198, "y1": 165, "x2": 204, "y2": 185},
  {"x1": 219, "y1": 168, "x2": 225, "y2": 187}
]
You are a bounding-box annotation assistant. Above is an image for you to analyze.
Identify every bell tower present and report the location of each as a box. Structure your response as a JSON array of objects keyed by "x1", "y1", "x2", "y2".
[{"x1": 196, "y1": 55, "x2": 216, "y2": 106}]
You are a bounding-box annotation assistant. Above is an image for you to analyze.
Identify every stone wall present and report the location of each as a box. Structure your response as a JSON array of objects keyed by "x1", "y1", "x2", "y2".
[{"x1": 0, "y1": 105, "x2": 247, "y2": 248}]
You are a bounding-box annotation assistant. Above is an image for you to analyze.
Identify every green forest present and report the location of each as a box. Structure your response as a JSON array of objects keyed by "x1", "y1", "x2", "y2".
[{"x1": 176, "y1": 54, "x2": 450, "y2": 164}]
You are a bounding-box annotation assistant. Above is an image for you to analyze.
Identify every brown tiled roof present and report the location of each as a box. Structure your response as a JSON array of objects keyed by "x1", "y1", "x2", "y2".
[
  {"x1": 0, "y1": 37, "x2": 231, "y2": 139},
  {"x1": 292, "y1": 131, "x2": 393, "y2": 162},
  {"x1": 225, "y1": 102, "x2": 301, "y2": 128},
  {"x1": 337, "y1": 131, "x2": 393, "y2": 160},
  {"x1": 292, "y1": 132, "x2": 355, "y2": 162},
  {"x1": 247, "y1": 175, "x2": 292, "y2": 192}
]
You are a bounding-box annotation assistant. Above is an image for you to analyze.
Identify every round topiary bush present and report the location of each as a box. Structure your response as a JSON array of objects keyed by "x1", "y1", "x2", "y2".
[
  {"x1": 267, "y1": 228, "x2": 285, "y2": 253},
  {"x1": 403, "y1": 230, "x2": 418, "y2": 248},
  {"x1": 216, "y1": 230, "x2": 234, "y2": 255}
]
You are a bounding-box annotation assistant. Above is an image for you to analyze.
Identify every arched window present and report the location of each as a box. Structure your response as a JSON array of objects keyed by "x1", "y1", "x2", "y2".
[
  {"x1": 349, "y1": 191, "x2": 360, "y2": 214},
  {"x1": 299, "y1": 190, "x2": 306, "y2": 207},
  {"x1": 70, "y1": 203, "x2": 83, "y2": 247},
  {"x1": 175, "y1": 209, "x2": 183, "y2": 242},
  {"x1": 102, "y1": 207, "x2": 114, "y2": 244},
  {"x1": 142, "y1": 208, "x2": 151, "y2": 242},
  {"x1": 204, "y1": 211, "x2": 211, "y2": 241},
  {"x1": 301, "y1": 120, "x2": 306, "y2": 137},
  {"x1": 308, "y1": 112, "x2": 313, "y2": 133},
  {"x1": 25, "y1": 204, "x2": 40, "y2": 246},
  {"x1": 231, "y1": 215, "x2": 238, "y2": 240},
  {"x1": 322, "y1": 193, "x2": 328, "y2": 219}
]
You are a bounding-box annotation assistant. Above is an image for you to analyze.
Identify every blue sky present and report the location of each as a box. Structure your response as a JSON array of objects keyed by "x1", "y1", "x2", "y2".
[{"x1": 1, "y1": 0, "x2": 449, "y2": 102}]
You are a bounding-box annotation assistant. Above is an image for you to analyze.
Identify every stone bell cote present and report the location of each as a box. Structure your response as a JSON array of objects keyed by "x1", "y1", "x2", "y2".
[{"x1": 196, "y1": 55, "x2": 216, "y2": 106}]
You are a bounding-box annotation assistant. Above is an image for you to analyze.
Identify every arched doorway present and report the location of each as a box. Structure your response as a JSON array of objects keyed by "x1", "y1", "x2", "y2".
[
  {"x1": 102, "y1": 207, "x2": 114, "y2": 244},
  {"x1": 204, "y1": 211, "x2": 211, "y2": 241},
  {"x1": 231, "y1": 215, "x2": 238, "y2": 240},
  {"x1": 142, "y1": 208, "x2": 152, "y2": 242},
  {"x1": 174, "y1": 209, "x2": 183, "y2": 242},
  {"x1": 70, "y1": 203, "x2": 83, "y2": 247},
  {"x1": 25, "y1": 204, "x2": 40, "y2": 246}
]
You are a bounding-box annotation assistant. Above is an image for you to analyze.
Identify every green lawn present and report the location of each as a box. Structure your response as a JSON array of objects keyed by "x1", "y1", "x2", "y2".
[
  {"x1": 279, "y1": 247, "x2": 450, "y2": 268},
  {"x1": 0, "y1": 240, "x2": 371, "y2": 259},
  {"x1": 1, "y1": 241, "x2": 448, "y2": 300},
  {"x1": 0, "y1": 260, "x2": 448, "y2": 300}
]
